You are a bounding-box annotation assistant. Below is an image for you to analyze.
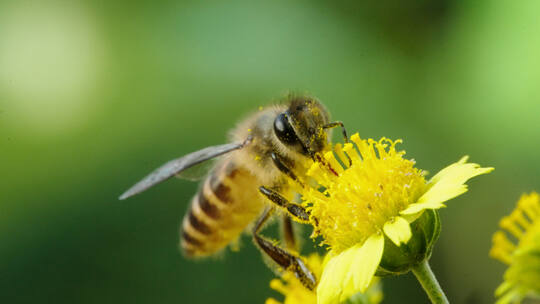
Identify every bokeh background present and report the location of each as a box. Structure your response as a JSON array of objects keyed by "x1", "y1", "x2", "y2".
[{"x1": 2, "y1": 0, "x2": 540, "y2": 303}]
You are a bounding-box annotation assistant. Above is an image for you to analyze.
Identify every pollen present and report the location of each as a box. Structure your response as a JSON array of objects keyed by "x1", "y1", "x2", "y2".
[
  {"x1": 288, "y1": 133, "x2": 492, "y2": 304},
  {"x1": 301, "y1": 133, "x2": 427, "y2": 253}
]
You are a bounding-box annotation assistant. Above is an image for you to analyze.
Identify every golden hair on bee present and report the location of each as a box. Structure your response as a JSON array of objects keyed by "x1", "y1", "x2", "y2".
[
  {"x1": 229, "y1": 96, "x2": 331, "y2": 186},
  {"x1": 120, "y1": 95, "x2": 347, "y2": 290}
]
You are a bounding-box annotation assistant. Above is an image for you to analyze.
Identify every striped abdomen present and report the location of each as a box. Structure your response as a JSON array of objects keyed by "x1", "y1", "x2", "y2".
[{"x1": 180, "y1": 158, "x2": 266, "y2": 257}]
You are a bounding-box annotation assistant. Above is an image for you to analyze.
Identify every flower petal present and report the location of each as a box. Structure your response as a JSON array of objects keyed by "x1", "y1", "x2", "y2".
[
  {"x1": 345, "y1": 233, "x2": 385, "y2": 300},
  {"x1": 383, "y1": 216, "x2": 412, "y2": 246},
  {"x1": 317, "y1": 233, "x2": 384, "y2": 304},
  {"x1": 317, "y1": 249, "x2": 356, "y2": 304},
  {"x1": 400, "y1": 211, "x2": 423, "y2": 223},
  {"x1": 401, "y1": 157, "x2": 493, "y2": 215}
]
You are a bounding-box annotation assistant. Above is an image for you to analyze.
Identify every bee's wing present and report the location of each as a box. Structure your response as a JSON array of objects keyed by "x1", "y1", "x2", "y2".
[
  {"x1": 175, "y1": 158, "x2": 217, "y2": 181},
  {"x1": 119, "y1": 140, "x2": 250, "y2": 200}
]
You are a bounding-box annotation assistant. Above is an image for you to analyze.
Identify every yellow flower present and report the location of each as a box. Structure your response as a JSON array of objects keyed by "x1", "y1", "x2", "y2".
[
  {"x1": 490, "y1": 192, "x2": 540, "y2": 304},
  {"x1": 293, "y1": 133, "x2": 493, "y2": 304},
  {"x1": 266, "y1": 253, "x2": 383, "y2": 304}
]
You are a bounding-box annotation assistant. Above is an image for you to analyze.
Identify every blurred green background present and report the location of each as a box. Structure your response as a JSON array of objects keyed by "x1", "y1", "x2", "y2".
[{"x1": 1, "y1": 0, "x2": 540, "y2": 303}]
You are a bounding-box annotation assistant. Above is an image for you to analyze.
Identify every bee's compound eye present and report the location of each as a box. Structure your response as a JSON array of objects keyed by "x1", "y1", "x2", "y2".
[{"x1": 274, "y1": 113, "x2": 300, "y2": 145}]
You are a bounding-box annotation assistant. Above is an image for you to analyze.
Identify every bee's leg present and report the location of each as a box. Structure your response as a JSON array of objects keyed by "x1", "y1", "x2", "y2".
[
  {"x1": 323, "y1": 121, "x2": 349, "y2": 143},
  {"x1": 281, "y1": 215, "x2": 297, "y2": 251},
  {"x1": 252, "y1": 206, "x2": 274, "y2": 236},
  {"x1": 252, "y1": 207, "x2": 317, "y2": 290},
  {"x1": 323, "y1": 121, "x2": 352, "y2": 166},
  {"x1": 270, "y1": 152, "x2": 304, "y2": 187},
  {"x1": 259, "y1": 186, "x2": 310, "y2": 222}
]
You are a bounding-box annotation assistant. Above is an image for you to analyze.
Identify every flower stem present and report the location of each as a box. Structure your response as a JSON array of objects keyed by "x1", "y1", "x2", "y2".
[{"x1": 411, "y1": 260, "x2": 449, "y2": 304}]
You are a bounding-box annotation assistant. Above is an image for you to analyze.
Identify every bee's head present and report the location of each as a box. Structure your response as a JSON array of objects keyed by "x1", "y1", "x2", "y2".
[{"x1": 273, "y1": 96, "x2": 330, "y2": 156}]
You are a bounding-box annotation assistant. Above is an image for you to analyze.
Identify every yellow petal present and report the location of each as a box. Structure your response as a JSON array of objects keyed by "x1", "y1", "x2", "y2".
[
  {"x1": 494, "y1": 281, "x2": 513, "y2": 297},
  {"x1": 401, "y1": 157, "x2": 493, "y2": 215},
  {"x1": 383, "y1": 216, "x2": 412, "y2": 246},
  {"x1": 429, "y1": 155, "x2": 469, "y2": 183},
  {"x1": 494, "y1": 282, "x2": 520, "y2": 304},
  {"x1": 400, "y1": 211, "x2": 423, "y2": 223},
  {"x1": 317, "y1": 249, "x2": 355, "y2": 304},
  {"x1": 317, "y1": 233, "x2": 385, "y2": 304},
  {"x1": 344, "y1": 233, "x2": 385, "y2": 300}
]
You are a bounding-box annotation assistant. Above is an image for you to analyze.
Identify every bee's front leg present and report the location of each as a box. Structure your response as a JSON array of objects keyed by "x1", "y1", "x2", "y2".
[
  {"x1": 323, "y1": 121, "x2": 352, "y2": 166},
  {"x1": 252, "y1": 207, "x2": 317, "y2": 290},
  {"x1": 323, "y1": 121, "x2": 349, "y2": 143}
]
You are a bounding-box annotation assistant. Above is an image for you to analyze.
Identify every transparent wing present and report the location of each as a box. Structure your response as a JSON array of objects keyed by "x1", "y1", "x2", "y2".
[
  {"x1": 119, "y1": 140, "x2": 249, "y2": 200},
  {"x1": 175, "y1": 158, "x2": 217, "y2": 181}
]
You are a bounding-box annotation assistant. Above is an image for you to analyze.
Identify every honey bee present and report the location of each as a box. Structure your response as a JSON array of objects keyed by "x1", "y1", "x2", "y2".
[{"x1": 119, "y1": 95, "x2": 349, "y2": 289}]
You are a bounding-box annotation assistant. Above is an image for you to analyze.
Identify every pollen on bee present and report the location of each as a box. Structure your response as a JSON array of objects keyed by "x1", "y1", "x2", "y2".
[{"x1": 248, "y1": 128, "x2": 252, "y2": 132}]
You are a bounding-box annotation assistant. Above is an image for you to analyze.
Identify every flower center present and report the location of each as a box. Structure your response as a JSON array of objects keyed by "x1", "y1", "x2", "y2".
[{"x1": 301, "y1": 134, "x2": 427, "y2": 253}]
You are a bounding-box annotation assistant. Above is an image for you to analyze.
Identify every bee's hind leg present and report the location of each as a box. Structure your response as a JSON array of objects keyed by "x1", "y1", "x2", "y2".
[{"x1": 252, "y1": 207, "x2": 317, "y2": 290}]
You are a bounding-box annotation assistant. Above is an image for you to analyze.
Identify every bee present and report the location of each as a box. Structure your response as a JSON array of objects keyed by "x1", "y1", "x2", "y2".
[{"x1": 119, "y1": 95, "x2": 349, "y2": 289}]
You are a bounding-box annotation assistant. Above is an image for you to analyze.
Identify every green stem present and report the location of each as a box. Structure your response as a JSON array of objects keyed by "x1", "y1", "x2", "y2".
[{"x1": 411, "y1": 260, "x2": 449, "y2": 304}]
